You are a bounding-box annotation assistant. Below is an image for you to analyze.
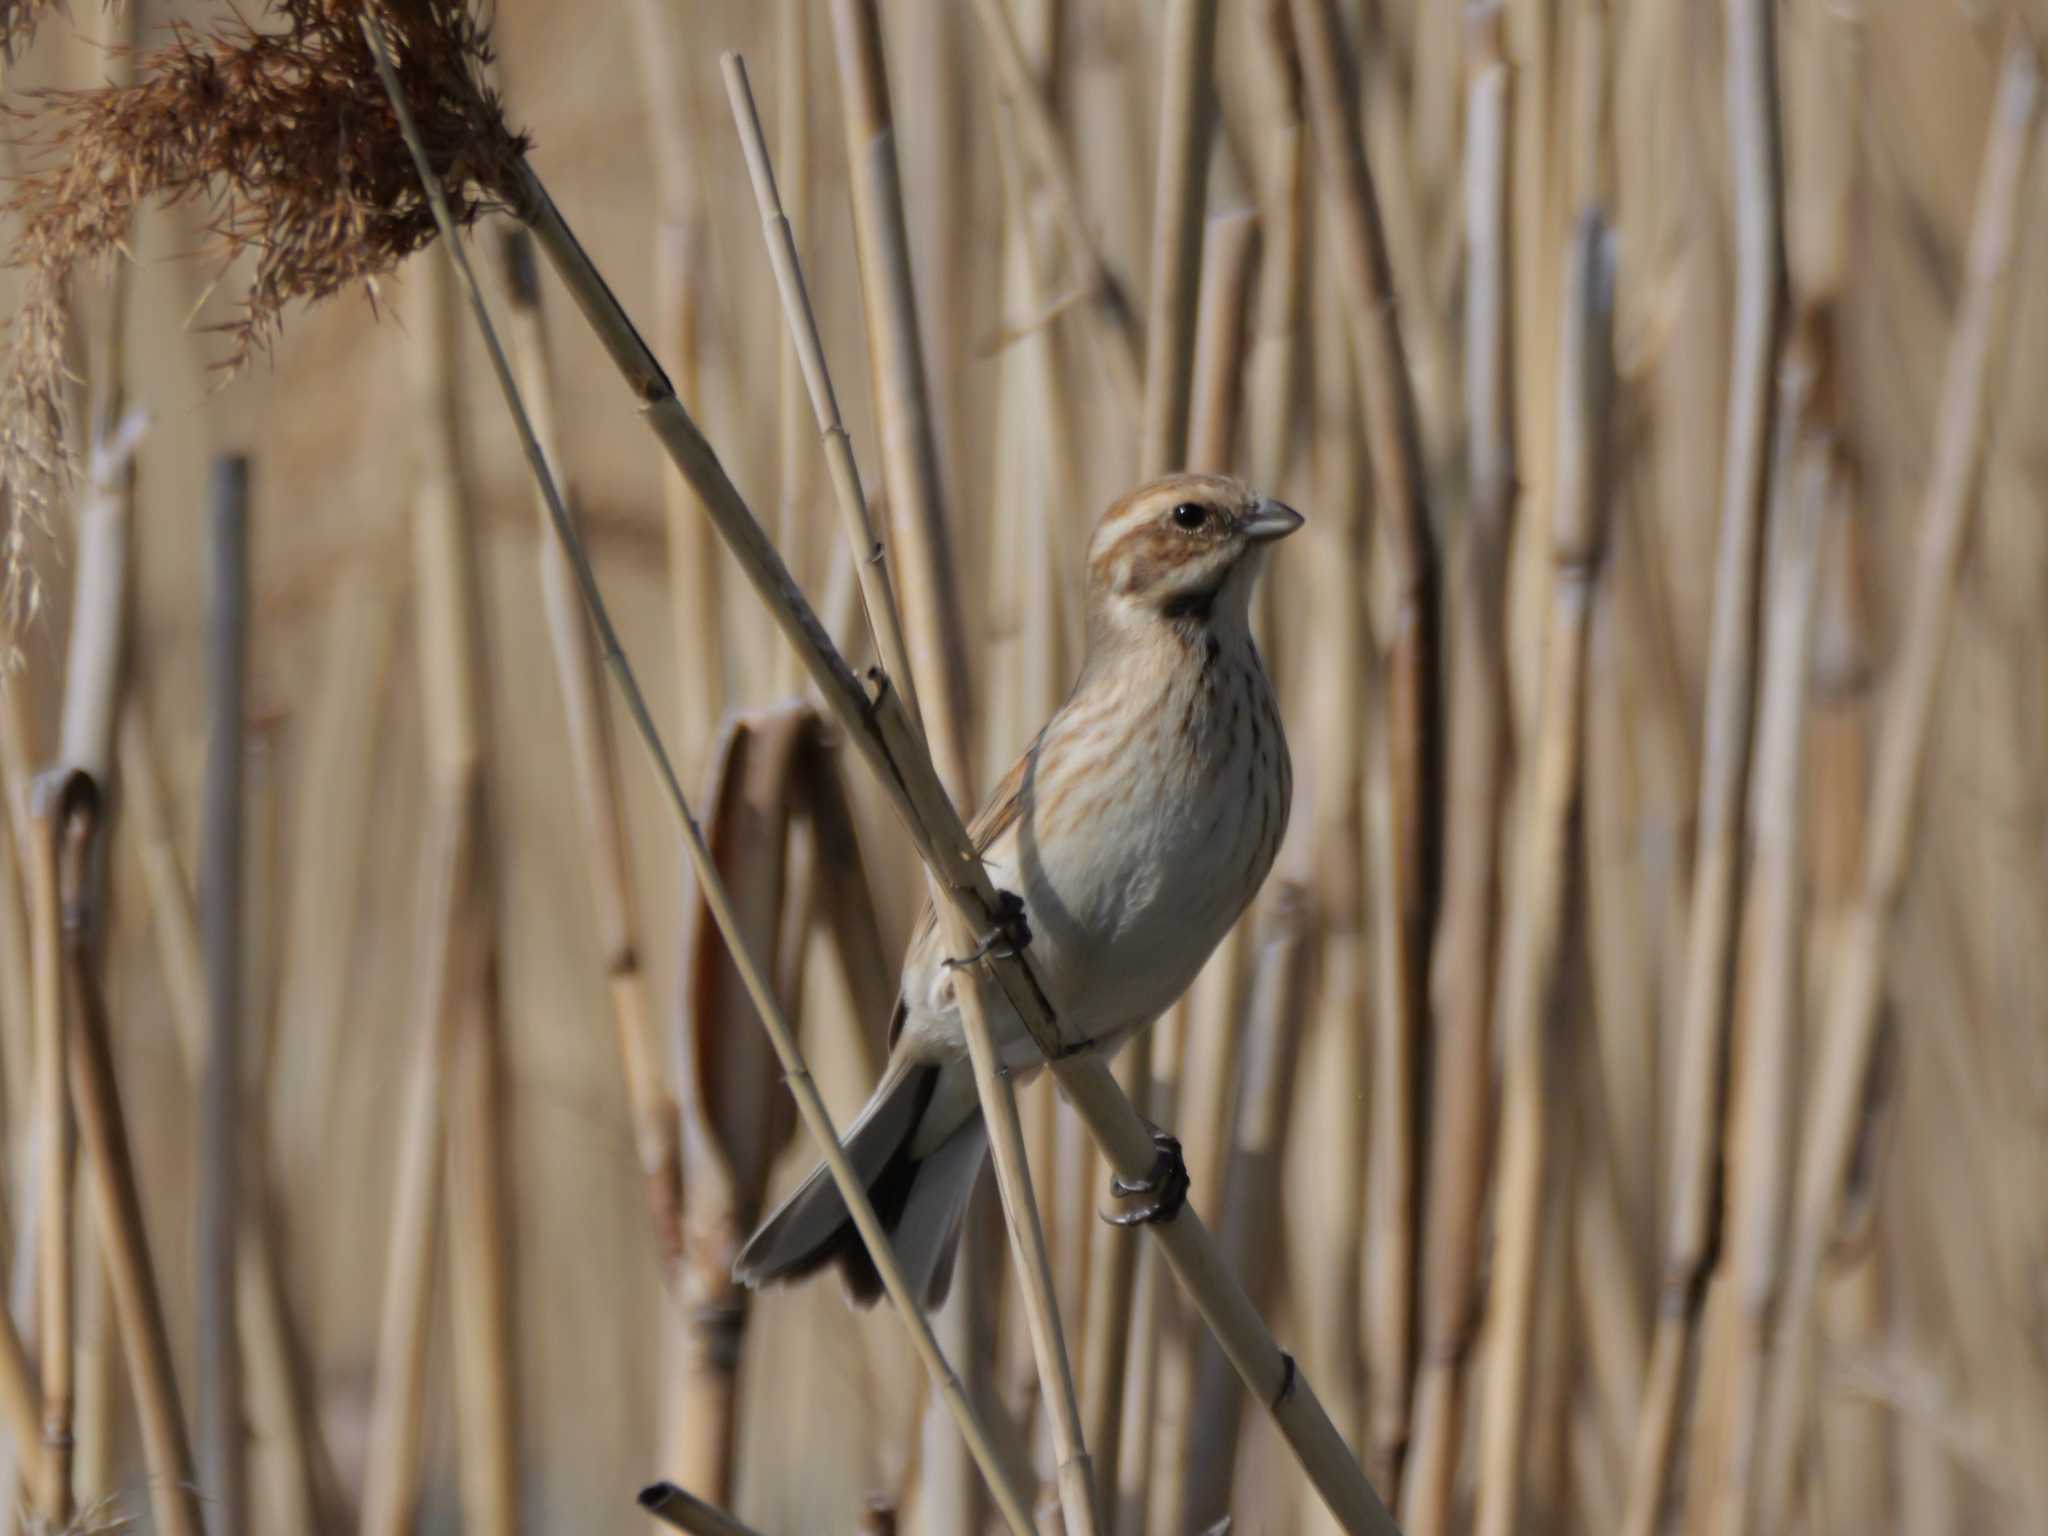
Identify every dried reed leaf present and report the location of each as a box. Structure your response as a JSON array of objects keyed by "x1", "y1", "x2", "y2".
[{"x1": 0, "y1": 0, "x2": 528, "y2": 620}]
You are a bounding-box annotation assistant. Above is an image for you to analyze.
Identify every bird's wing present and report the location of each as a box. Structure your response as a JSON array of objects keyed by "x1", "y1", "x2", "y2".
[{"x1": 888, "y1": 733, "x2": 1039, "y2": 1051}]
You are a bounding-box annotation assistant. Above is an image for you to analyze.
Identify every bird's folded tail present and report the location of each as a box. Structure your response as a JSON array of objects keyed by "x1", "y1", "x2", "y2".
[{"x1": 732, "y1": 1061, "x2": 989, "y2": 1312}]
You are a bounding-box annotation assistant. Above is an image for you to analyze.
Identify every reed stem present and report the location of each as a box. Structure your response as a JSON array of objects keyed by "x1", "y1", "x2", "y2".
[{"x1": 199, "y1": 453, "x2": 251, "y2": 1536}]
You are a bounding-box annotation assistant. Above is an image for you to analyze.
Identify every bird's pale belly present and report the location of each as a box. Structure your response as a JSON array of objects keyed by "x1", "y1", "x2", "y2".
[{"x1": 1006, "y1": 748, "x2": 1274, "y2": 1051}]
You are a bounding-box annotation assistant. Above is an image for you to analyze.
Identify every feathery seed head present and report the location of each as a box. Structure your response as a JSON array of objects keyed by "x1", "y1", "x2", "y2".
[{"x1": 1085, "y1": 472, "x2": 1302, "y2": 639}]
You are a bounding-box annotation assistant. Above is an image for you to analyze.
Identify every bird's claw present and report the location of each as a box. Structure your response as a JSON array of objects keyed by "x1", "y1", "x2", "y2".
[
  {"x1": 1102, "y1": 1126, "x2": 1189, "y2": 1228},
  {"x1": 943, "y1": 888, "x2": 1032, "y2": 971}
]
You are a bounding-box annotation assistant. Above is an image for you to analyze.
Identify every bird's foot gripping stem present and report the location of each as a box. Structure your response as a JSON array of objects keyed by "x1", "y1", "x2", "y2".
[
  {"x1": 1102, "y1": 1123, "x2": 1190, "y2": 1228},
  {"x1": 943, "y1": 888, "x2": 1033, "y2": 971}
]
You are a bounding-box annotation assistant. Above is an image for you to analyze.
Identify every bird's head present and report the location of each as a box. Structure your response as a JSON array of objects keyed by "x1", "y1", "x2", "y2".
[{"x1": 1083, "y1": 473, "x2": 1304, "y2": 644}]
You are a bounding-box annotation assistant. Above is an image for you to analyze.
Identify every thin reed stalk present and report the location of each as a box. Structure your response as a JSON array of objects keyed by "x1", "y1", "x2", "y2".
[
  {"x1": 827, "y1": 0, "x2": 974, "y2": 793},
  {"x1": 1289, "y1": 0, "x2": 1444, "y2": 1485},
  {"x1": 360, "y1": 26, "x2": 1046, "y2": 1531},
  {"x1": 356, "y1": 789, "x2": 470, "y2": 1536},
  {"x1": 728, "y1": 52, "x2": 1101, "y2": 1536},
  {"x1": 1472, "y1": 212, "x2": 1615, "y2": 1536},
  {"x1": 1755, "y1": 42, "x2": 2042, "y2": 1530},
  {"x1": 1708, "y1": 376, "x2": 1827, "y2": 1536},
  {"x1": 1623, "y1": 0, "x2": 1788, "y2": 1522},
  {"x1": 56, "y1": 778, "x2": 203, "y2": 1536},
  {"x1": 199, "y1": 453, "x2": 251, "y2": 1536},
  {"x1": 28, "y1": 775, "x2": 70, "y2": 1527},
  {"x1": 1403, "y1": 10, "x2": 1511, "y2": 1531},
  {"x1": 967, "y1": 0, "x2": 1144, "y2": 409},
  {"x1": 365, "y1": 19, "x2": 1396, "y2": 1525},
  {"x1": 360, "y1": 249, "x2": 513, "y2": 1536},
  {"x1": 419, "y1": 251, "x2": 518, "y2": 1536}
]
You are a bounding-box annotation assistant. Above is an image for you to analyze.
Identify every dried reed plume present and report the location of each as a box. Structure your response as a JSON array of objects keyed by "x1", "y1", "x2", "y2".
[{"x1": 0, "y1": 0, "x2": 528, "y2": 619}]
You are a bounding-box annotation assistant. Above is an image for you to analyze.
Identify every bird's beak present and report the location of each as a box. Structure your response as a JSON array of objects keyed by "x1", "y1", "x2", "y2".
[{"x1": 1241, "y1": 499, "x2": 1305, "y2": 543}]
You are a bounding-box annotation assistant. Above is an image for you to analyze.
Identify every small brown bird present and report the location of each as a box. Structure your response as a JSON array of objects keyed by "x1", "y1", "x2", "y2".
[{"x1": 734, "y1": 473, "x2": 1301, "y2": 1309}]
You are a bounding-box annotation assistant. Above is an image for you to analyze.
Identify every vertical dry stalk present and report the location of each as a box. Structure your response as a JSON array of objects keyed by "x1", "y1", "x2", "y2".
[
  {"x1": 361, "y1": 250, "x2": 515, "y2": 1536},
  {"x1": 1472, "y1": 212, "x2": 1614, "y2": 1536},
  {"x1": 270, "y1": 571, "x2": 398, "y2": 1178},
  {"x1": 28, "y1": 776, "x2": 71, "y2": 1526},
  {"x1": 827, "y1": 0, "x2": 975, "y2": 796},
  {"x1": 1289, "y1": 0, "x2": 1443, "y2": 1485},
  {"x1": 497, "y1": 229, "x2": 683, "y2": 1277},
  {"x1": 56, "y1": 779, "x2": 203, "y2": 1536},
  {"x1": 1707, "y1": 388, "x2": 1827, "y2": 1536},
  {"x1": 1138, "y1": 0, "x2": 1220, "y2": 478},
  {"x1": 355, "y1": 791, "x2": 471, "y2": 1536},
  {"x1": 626, "y1": 0, "x2": 726, "y2": 747},
  {"x1": 0, "y1": 1256, "x2": 41, "y2": 1510},
  {"x1": 1403, "y1": 9, "x2": 1511, "y2": 1532},
  {"x1": 417, "y1": 254, "x2": 519, "y2": 1536},
  {"x1": 1623, "y1": 0, "x2": 1787, "y2": 1525},
  {"x1": 1179, "y1": 888, "x2": 1314, "y2": 1530},
  {"x1": 1755, "y1": 43, "x2": 2042, "y2": 1531},
  {"x1": 199, "y1": 453, "x2": 251, "y2": 1536},
  {"x1": 1185, "y1": 209, "x2": 1262, "y2": 471},
  {"x1": 967, "y1": 0, "x2": 1145, "y2": 408}
]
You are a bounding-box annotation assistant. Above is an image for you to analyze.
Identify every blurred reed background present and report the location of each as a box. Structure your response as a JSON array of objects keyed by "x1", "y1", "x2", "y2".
[{"x1": 0, "y1": 1, "x2": 2045, "y2": 1533}]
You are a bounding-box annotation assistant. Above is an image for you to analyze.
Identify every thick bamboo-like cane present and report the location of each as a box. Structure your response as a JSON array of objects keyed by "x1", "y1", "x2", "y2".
[
  {"x1": 53, "y1": 778, "x2": 203, "y2": 1536},
  {"x1": 1289, "y1": 0, "x2": 1443, "y2": 1487},
  {"x1": 1403, "y1": 11, "x2": 1511, "y2": 1531},
  {"x1": 1706, "y1": 379, "x2": 1827, "y2": 1536},
  {"x1": 199, "y1": 454, "x2": 250, "y2": 1536},
  {"x1": 1472, "y1": 213, "x2": 1615, "y2": 1536},
  {"x1": 367, "y1": 19, "x2": 1397, "y2": 1527},
  {"x1": 1754, "y1": 44, "x2": 2041, "y2": 1531},
  {"x1": 1622, "y1": 0, "x2": 1787, "y2": 1525}
]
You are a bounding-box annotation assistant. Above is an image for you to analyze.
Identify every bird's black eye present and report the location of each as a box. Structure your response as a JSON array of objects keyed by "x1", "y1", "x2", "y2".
[{"x1": 1171, "y1": 502, "x2": 1208, "y2": 531}]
